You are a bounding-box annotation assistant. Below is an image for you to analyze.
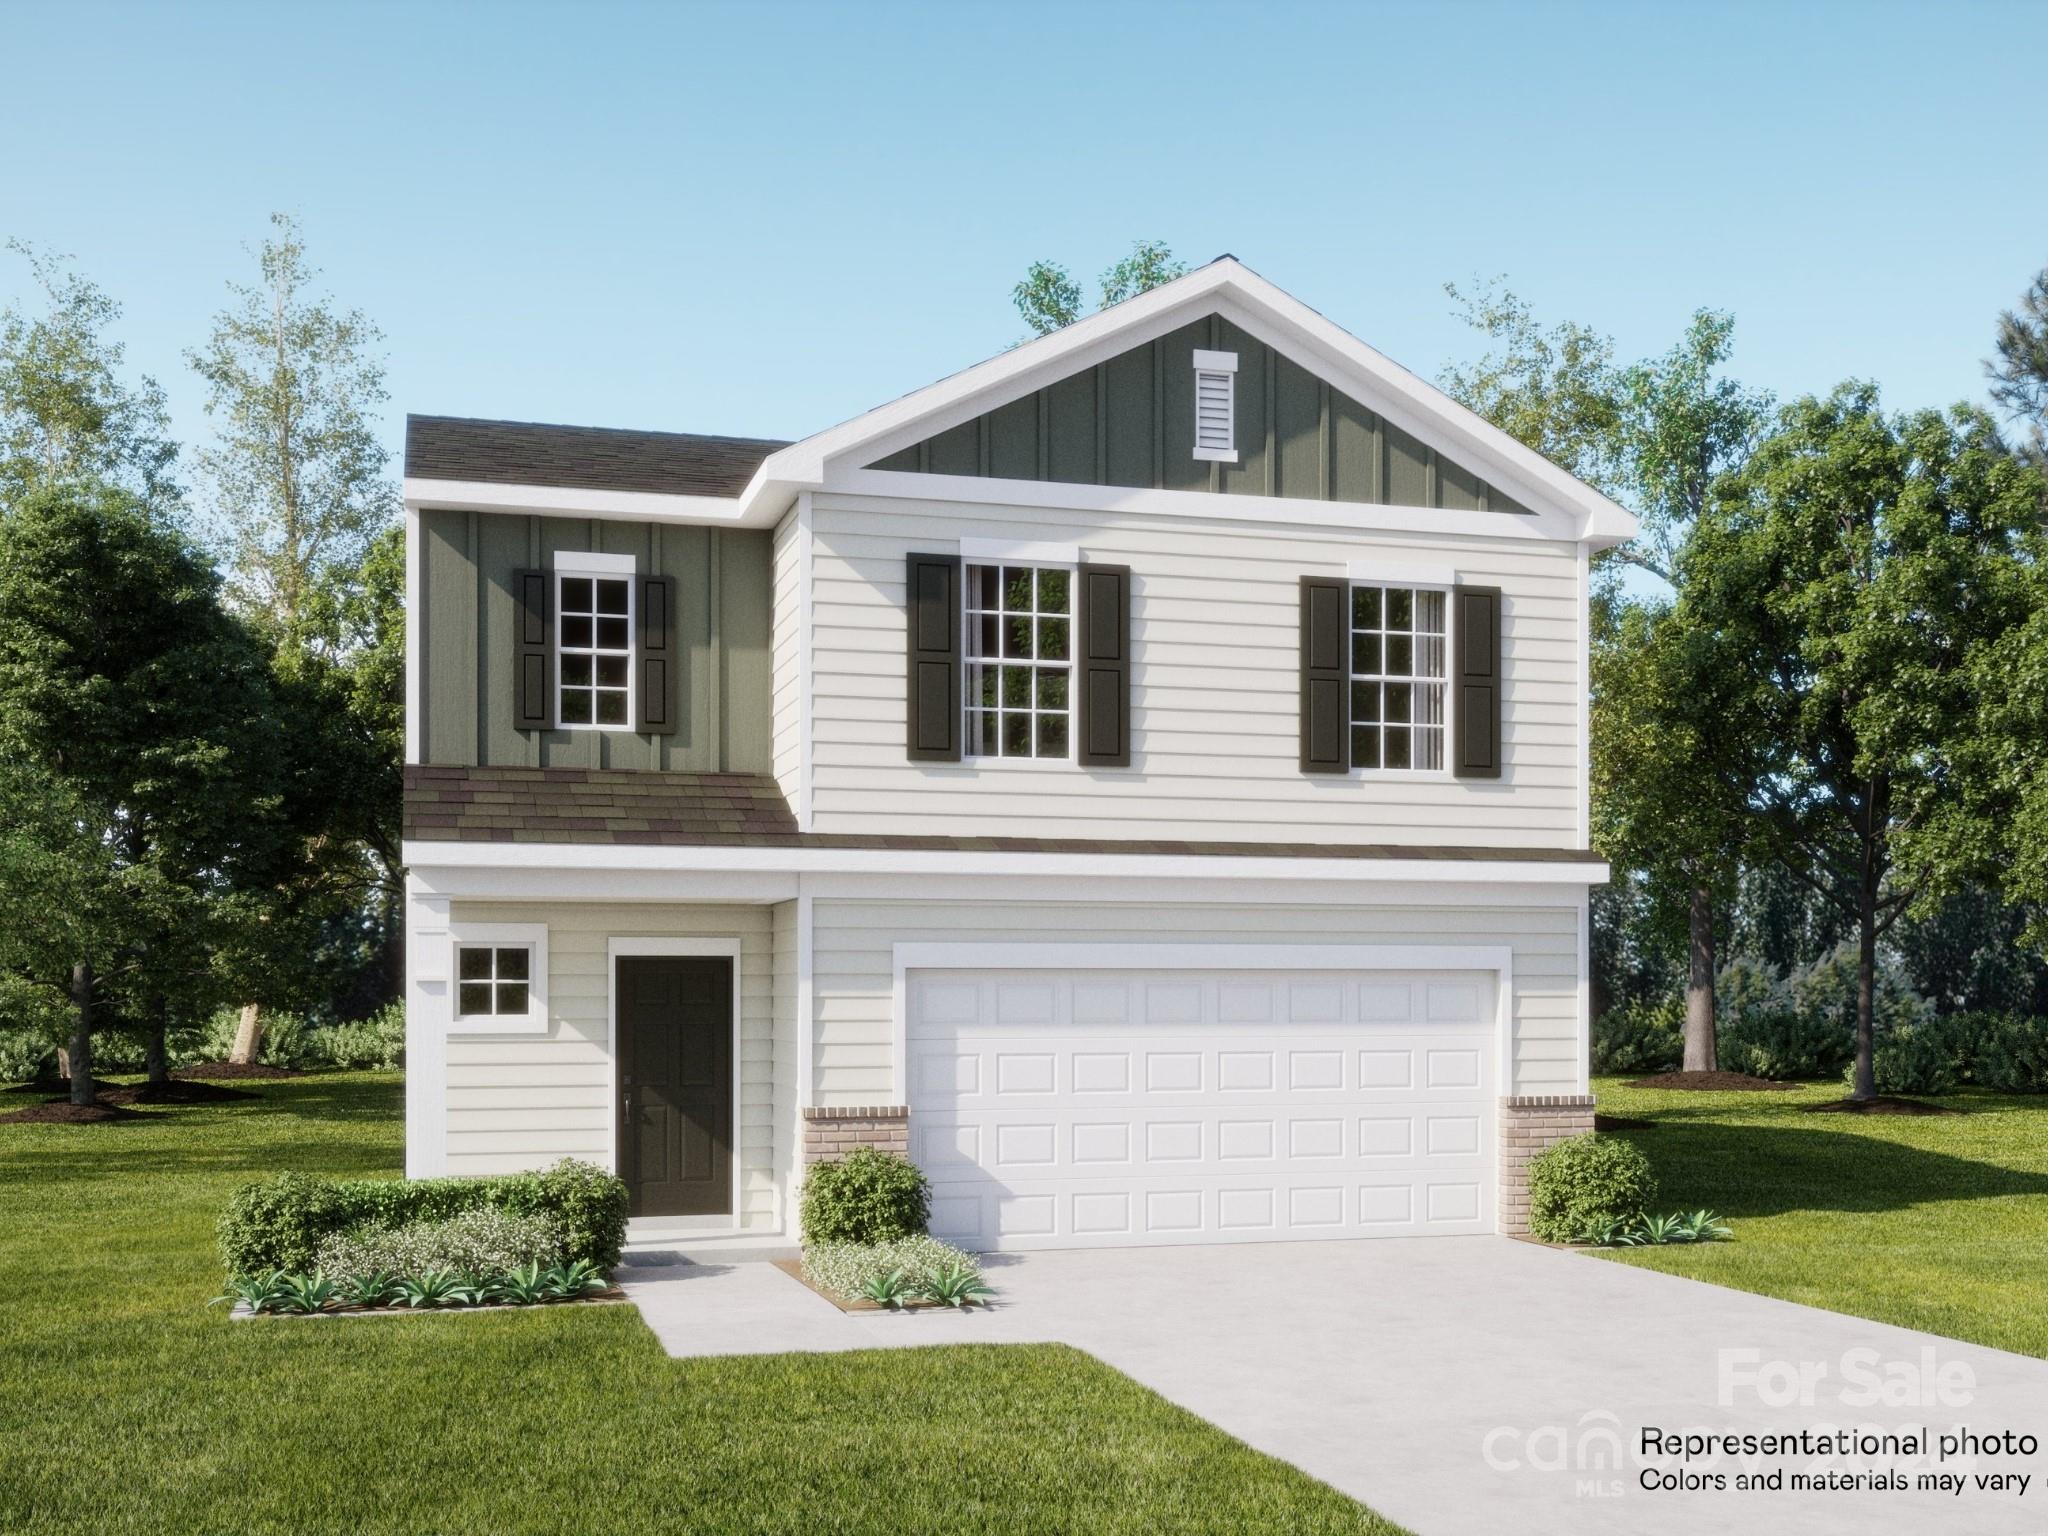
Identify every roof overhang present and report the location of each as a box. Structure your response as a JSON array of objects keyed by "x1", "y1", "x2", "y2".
[{"x1": 404, "y1": 258, "x2": 1639, "y2": 547}]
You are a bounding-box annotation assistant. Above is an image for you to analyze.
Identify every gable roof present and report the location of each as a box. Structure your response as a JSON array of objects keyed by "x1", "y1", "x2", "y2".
[
  {"x1": 744, "y1": 256, "x2": 1636, "y2": 545},
  {"x1": 406, "y1": 415, "x2": 788, "y2": 498}
]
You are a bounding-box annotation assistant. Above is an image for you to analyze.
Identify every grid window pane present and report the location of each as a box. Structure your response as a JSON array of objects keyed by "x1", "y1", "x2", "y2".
[
  {"x1": 1348, "y1": 583, "x2": 1449, "y2": 774},
  {"x1": 455, "y1": 946, "x2": 534, "y2": 1018},
  {"x1": 963, "y1": 561, "x2": 1073, "y2": 760},
  {"x1": 558, "y1": 567, "x2": 634, "y2": 729}
]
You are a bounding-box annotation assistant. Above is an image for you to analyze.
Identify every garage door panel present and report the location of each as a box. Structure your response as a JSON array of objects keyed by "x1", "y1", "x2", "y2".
[{"x1": 909, "y1": 968, "x2": 1496, "y2": 1251}]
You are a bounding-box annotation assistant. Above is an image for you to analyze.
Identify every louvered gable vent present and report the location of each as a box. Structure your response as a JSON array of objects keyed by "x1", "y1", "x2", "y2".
[{"x1": 1191, "y1": 348, "x2": 1238, "y2": 462}]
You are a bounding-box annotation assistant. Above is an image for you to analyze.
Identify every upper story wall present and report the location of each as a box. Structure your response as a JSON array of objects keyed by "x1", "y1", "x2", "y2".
[
  {"x1": 868, "y1": 314, "x2": 1532, "y2": 515},
  {"x1": 415, "y1": 507, "x2": 772, "y2": 772},
  {"x1": 802, "y1": 491, "x2": 1586, "y2": 849}
]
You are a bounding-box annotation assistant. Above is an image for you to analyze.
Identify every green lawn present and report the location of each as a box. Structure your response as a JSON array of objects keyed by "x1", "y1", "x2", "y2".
[
  {"x1": 1591, "y1": 1075, "x2": 2048, "y2": 1357},
  {"x1": 0, "y1": 1072, "x2": 1401, "y2": 1536}
]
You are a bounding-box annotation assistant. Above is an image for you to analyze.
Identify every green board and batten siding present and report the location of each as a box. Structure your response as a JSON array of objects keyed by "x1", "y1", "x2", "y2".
[
  {"x1": 418, "y1": 508, "x2": 773, "y2": 772},
  {"x1": 869, "y1": 315, "x2": 1530, "y2": 515}
]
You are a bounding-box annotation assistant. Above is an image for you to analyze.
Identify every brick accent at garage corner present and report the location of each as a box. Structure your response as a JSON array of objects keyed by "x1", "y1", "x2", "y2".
[
  {"x1": 801, "y1": 1106, "x2": 909, "y2": 1164},
  {"x1": 1497, "y1": 1095, "x2": 1596, "y2": 1236}
]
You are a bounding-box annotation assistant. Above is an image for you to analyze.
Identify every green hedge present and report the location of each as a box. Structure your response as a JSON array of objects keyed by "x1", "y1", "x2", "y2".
[{"x1": 218, "y1": 1158, "x2": 628, "y2": 1276}]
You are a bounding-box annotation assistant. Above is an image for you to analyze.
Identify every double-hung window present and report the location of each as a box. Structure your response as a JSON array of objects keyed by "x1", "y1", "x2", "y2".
[
  {"x1": 964, "y1": 563, "x2": 1072, "y2": 760},
  {"x1": 1349, "y1": 582, "x2": 1449, "y2": 771},
  {"x1": 556, "y1": 555, "x2": 635, "y2": 728}
]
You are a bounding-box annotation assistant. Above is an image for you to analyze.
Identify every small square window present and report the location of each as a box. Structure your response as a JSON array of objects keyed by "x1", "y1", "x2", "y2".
[{"x1": 453, "y1": 945, "x2": 538, "y2": 1019}]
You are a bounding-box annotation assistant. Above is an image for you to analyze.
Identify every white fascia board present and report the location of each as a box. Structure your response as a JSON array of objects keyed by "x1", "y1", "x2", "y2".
[
  {"x1": 404, "y1": 476, "x2": 760, "y2": 528},
  {"x1": 826, "y1": 473, "x2": 1575, "y2": 544},
  {"x1": 742, "y1": 258, "x2": 1639, "y2": 549},
  {"x1": 402, "y1": 838, "x2": 1606, "y2": 887}
]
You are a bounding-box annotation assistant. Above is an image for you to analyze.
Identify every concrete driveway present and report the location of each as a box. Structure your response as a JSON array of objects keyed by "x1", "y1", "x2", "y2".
[{"x1": 620, "y1": 1238, "x2": 2048, "y2": 1536}]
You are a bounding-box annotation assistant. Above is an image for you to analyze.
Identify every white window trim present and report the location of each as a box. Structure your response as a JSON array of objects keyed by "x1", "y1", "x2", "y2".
[
  {"x1": 446, "y1": 922, "x2": 549, "y2": 1035},
  {"x1": 605, "y1": 936, "x2": 744, "y2": 1228},
  {"x1": 1347, "y1": 575, "x2": 1455, "y2": 781},
  {"x1": 959, "y1": 536, "x2": 1081, "y2": 565},
  {"x1": 554, "y1": 553, "x2": 636, "y2": 733},
  {"x1": 962, "y1": 557, "x2": 1078, "y2": 768}
]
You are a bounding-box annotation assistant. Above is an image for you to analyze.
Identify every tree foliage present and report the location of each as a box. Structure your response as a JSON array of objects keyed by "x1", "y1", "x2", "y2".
[
  {"x1": 187, "y1": 213, "x2": 397, "y2": 634},
  {"x1": 1987, "y1": 265, "x2": 2048, "y2": 468},
  {"x1": 0, "y1": 241, "x2": 178, "y2": 506},
  {"x1": 1681, "y1": 387, "x2": 2039, "y2": 1095},
  {"x1": 1013, "y1": 239, "x2": 1187, "y2": 339}
]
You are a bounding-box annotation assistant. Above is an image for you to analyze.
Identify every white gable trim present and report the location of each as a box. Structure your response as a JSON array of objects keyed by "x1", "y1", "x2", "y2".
[{"x1": 739, "y1": 259, "x2": 1637, "y2": 548}]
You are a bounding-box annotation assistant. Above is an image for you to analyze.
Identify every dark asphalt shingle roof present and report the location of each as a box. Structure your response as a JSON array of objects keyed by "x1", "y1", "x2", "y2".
[
  {"x1": 405, "y1": 415, "x2": 790, "y2": 499},
  {"x1": 403, "y1": 765, "x2": 1598, "y2": 861}
]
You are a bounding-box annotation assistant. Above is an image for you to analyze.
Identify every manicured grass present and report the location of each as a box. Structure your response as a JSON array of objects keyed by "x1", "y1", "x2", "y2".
[
  {"x1": 1590, "y1": 1075, "x2": 2048, "y2": 1357},
  {"x1": 0, "y1": 1073, "x2": 1401, "y2": 1535}
]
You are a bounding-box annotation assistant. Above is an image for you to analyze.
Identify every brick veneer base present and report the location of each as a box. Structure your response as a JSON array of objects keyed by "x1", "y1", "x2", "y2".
[
  {"x1": 1499, "y1": 1094, "x2": 1596, "y2": 1236},
  {"x1": 802, "y1": 1105, "x2": 909, "y2": 1164}
]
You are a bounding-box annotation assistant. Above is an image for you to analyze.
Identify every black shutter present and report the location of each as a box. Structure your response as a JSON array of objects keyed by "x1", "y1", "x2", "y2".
[
  {"x1": 1300, "y1": 576, "x2": 1349, "y2": 773},
  {"x1": 905, "y1": 553, "x2": 962, "y2": 762},
  {"x1": 513, "y1": 567, "x2": 553, "y2": 731},
  {"x1": 1454, "y1": 585, "x2": 1502, "y2": 779},
  {"x1": 1077, "y1": 563, "x2": 1131, "y2": 767},
  {"x1": 637, "y1": 574, "x2": 678, "y2": 734}
]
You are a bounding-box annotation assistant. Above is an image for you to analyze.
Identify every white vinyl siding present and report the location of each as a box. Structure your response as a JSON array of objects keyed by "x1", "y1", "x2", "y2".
[
  {"x1": 770, "y1": 508, "x2": 802, "y2": 815},
  {"x1": 442, "y1": 901, "x2": 782, "y2": 1230},
  {"x1": 804, "y1": 493, "x2": 1582, "y2": 845},
  {"x1": 770, "y1": 898, "x2": 800, "y2": 1190},
  {"x1": 808, "y1": 896, "x2": 1584, "y2": 1105}
]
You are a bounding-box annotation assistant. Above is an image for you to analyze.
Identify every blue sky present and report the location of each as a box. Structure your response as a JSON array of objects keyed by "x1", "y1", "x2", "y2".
[{"x1": 5, "y1": 0, "x2": 2044, "y2": 473}]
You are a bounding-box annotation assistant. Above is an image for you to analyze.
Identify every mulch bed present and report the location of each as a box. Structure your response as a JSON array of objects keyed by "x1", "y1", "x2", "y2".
[
  {"x1": 99, "y1": 1079, "x2": 255, "y2": 1106},
  {"x1": 1627, "y1": 1070, "x2": 1801, "y2": 1092},
  {"x1": 4, "y1": 1077, "x2": 115, "y2": 1096},
  {"x1": 1593, "y1": 1113, "x2": 1656, "y2": 1130},
  {"x1": 1804, "y1": 1096, "x2": 1961, "y2": 1117},
  {"x1": 173, "y1": 1062, "x2": 303, "y2": 1081},
  {"x1": 0, "y1": 1098, "x2": 144, "y2": 1124},
  {"x1": 231, "y1": 1289, "x2": 629, "y2": 1320}
]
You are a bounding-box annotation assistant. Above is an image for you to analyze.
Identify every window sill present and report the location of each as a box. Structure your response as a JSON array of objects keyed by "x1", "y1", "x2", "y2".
[{"x1": 448, "y1": 1015, "x2": 550, "y2": 1036}]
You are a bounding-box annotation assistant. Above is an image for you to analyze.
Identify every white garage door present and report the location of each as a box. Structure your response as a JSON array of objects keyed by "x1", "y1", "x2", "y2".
[{"x1": 908, "y1": 966, "x2": 1498, "y2": 1251}]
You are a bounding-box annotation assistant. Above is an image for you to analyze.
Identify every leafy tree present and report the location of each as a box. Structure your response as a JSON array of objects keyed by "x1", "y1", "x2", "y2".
[
  {"x1": 0, "y1": 241, "x2": 178, "y2": 505},
  {"x1": 1439, "y1": 279, "x2": 1622, "y2": 494},
  {"x1": 1682, "y1": 387, "x2": 2039, "y2": 1099},
  {"x1": 187, "y1": 214, "x2": 401, "y2": 1056},
  {"x1": 1448, "y1": 287, "x2": 1770, "y2": 1068},
  {"x1": 1592, "y1": 598, "x2": 1764, "y2": 1069},
  {"x1": 1987, "y1": 265, "x2": 2048, "y2": 468},
  {"x1": 187, "y1": 212, "x2": 397, "y2": 636},
  {"x1": 0, "y1": 481, "x2": 293, "y2": 1098},
  {"x1": 1099, "y1": 240, "x2": 1188, "y2": 307},
  {"x1": 1013, "y1": 239, "x2": 1187, "y2": 338}
]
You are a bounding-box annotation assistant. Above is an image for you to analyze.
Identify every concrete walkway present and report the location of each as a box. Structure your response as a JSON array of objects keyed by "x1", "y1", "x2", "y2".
[{"x1": 618, "y1": 1238, "x2": 2048, "y2": 1536}]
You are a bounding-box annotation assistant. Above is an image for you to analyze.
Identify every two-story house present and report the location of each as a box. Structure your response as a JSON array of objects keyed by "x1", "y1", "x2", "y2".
[{"x1": 400, "y1": 258, "x2": 1635, "y2": 1249}]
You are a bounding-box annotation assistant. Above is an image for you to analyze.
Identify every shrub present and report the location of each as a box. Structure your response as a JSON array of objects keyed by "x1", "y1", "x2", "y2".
[
  {"x1": 1591, "y1": 996, "x2": 1682, "y2": 1075},
  {"x1": 1859, "y1": 1022, "x2": 1959, "y2": 1096},
  {"x1": 217, "y1": 1172, "x2": 350, "y2": 1274},
  {"x1": 0, "y1": 1028, "x2": 53, "y2": 1085},
  {"x1": 1717, "y1": 1007, "x2": 1850, "y2": 1080},
  {"x1": 310, "y1": 1005, "x2": 406, "y2": 1070},
  {"x1": 1526, "y1": 1134, "x2": 1658, "y2": 1244},
  {"x1": 802, "y1": 1236, "x2": 979, "y2": 1300},
  {"x1": 799, "y1": 1148, "x2": 931, "y2": 1245},
  {"x1": 315, "y1": 1208, "x2": 565, "y2": 1283},
  {"x1": 217, "y1": 1158, "x2": 628, "y2": 1275},
  {"x1": 1973, "y1": 1014, "x2": 2048, "y2": 1093}
]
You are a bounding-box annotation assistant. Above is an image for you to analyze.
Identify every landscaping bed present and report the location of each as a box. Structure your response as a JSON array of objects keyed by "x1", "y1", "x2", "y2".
[{"x1": 1627, "y1": 1069, "x2": 1798, "y2": 1091}]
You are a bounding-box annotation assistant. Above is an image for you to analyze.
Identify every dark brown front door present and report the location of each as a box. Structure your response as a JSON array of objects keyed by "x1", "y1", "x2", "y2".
[{"x1": 617, "y1": 955, "x2": 733, "y2": 1217}]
